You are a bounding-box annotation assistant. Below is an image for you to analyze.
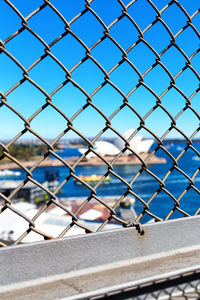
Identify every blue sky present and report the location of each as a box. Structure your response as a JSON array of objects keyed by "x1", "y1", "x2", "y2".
[{"x1": 0, "y1": 0, "x2": 200, "y2": 141}]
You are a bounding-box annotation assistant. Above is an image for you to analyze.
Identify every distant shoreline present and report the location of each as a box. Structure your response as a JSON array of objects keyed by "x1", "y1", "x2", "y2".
[{"x1": 0, "y1": 153, "x2": 166, "y2": 170}]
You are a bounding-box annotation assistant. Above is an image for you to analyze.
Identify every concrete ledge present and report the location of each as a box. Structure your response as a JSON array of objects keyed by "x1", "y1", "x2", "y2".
[{"x1": 0, "y1": 216, "x2": 200, "y2": 299}]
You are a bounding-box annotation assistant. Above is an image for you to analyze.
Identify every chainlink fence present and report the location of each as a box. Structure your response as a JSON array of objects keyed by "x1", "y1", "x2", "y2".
[
  {"x1": 0, "y1": 0, "x2": 200, "y2": 246},
  {"x1": 88, "y1": 268, "x2": 200, "y2": 299}
]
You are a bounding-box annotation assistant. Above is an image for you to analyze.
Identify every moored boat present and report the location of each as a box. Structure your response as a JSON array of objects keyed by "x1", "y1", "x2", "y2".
[
  {"x1": 0, "y1": 170, "x2": 21, "y2": 177},
  {"x1": 75, "y1": 174, "x2": 111, "y2": 184}
]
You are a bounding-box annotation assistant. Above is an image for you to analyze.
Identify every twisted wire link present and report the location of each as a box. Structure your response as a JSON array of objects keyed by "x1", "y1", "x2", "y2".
[{"x1": 0, "y1": 0, "x2": 200, "y2": 246}]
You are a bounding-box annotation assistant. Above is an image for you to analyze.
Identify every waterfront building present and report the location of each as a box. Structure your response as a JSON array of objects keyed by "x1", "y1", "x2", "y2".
[{"x1": 78, "y1": 129, "x2": 154, "y2": 159}]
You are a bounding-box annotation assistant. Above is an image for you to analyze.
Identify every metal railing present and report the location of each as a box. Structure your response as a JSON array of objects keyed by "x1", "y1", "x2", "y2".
[
  {"x1": 0, "y1": 0, "x2": 200, "y2": 246},
  {"x1": 0, "y1": 217, "x2": 200, "y2": 299},
  {"x1": 84, "y1": 268, "x2": 200, "y2": 300}
]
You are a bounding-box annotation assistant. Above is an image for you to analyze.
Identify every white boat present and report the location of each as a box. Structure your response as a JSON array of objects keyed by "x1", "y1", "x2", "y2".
[{"x1": 0, "y1": 170, "x2": 21, "y2": 177}]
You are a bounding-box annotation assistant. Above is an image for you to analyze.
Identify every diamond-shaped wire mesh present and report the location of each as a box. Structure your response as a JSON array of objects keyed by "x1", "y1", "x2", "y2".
[
  {"x1": 94, "y1": 269, "x2": 200, "y2": 300},
  {"x1": 0, "y1": 0, "x2": 200, "y2": 246}
]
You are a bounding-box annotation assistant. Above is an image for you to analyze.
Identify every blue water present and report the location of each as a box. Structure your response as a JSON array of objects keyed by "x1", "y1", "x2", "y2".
[{"x1": 3, "y1": 142, "x2": 200, "y2": 223}]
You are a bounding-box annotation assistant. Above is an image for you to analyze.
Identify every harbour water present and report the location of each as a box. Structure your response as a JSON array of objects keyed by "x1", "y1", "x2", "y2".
[{"x1": 2, "y1": 142, "x2": 200, "y2": 223}]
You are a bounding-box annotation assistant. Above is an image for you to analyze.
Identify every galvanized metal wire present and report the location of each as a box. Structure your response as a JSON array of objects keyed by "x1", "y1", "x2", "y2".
[
  {"x1": 0, "y1": 0, "x2": 200, "y2": 246},
  {"x1": 87, "y1": 267, "x2": 200, "y2": 300}
]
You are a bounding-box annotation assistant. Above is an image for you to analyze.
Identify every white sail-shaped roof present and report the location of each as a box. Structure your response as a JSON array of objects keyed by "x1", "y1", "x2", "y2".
[
  {"x1": 78, "y1": 148, "x2": 95, "y2": 159},
  {"x1": 78, "y1": 129, "x2": 154, "y2": 159},
  {"x1": 78, "y1": 141, "x2": 120, "y2": 158},
  {"x1": 113, "y1": 129, "x2": 154, "y2": 154},
  {"x1": 135, "y1": 139, "x2": 154, "y2": 154},
  {"x1": 94, "y1": 141, "x2": 120, "y2": 156}
]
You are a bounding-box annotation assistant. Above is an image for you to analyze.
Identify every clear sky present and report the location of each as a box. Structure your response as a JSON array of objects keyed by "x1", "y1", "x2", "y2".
[{"x1": 0, "y1": 0, "x2": 200, "y2": 141}]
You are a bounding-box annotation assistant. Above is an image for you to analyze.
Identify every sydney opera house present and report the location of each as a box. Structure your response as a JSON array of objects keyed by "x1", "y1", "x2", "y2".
[{"x1": 78, "y1": 129, "x2": 154, "y2": 159}]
